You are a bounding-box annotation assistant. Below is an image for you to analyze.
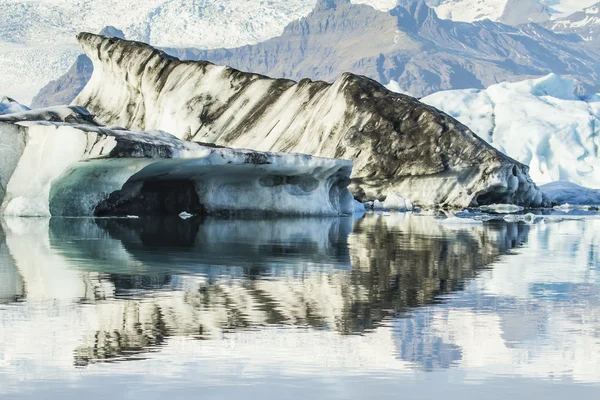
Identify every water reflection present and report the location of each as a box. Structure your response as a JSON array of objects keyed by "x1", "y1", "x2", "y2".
[{"x1": 0, "y1": 213, "x2": 599, "y2": 397}]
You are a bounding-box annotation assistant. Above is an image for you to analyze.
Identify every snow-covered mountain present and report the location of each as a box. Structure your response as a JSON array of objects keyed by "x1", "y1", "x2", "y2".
[
  {"x1": 171, "y1": 0, "x2": 600, "y2": 98},
  {"x1": 419, "y1": 74, "x2": 600, "y2": 189},
  {"x1": 4, "y1": 0, "x2": 599, "y2": 104},
  {"x1": 31, "y1": 0, "x2": 600, "y2": 107},
  {"x1": 434, "y1": 0, "x2": 550, "y2": 25},
  {"x1": 0, "y1": 0, "x2": 390, "y2": 104},
  {"x1": 547, "y1": 1, "x2": 600, "y2": 45},
  {"x1": 433, "y1": 0, "x2": 600, "y2": 22}
]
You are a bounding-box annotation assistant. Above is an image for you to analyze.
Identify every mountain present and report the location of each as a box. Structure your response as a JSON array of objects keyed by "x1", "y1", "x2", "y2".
[
  {"x1": 433, "y1": 0, "x2": 600, "y2": 22},
  {"x1": 30, "y1": 27, "x2": 124, "y2": 108},
  {"x1": 434, "y1": 0, "x2": 551, "y2": 25},
  {"x1": 420, "y1": 74, "x2": 600, "y2": 189},
  {"x1": 0, "y1": 0, "x2": 390, "y2": 104},
  {"x1": 30, "y1": 55, "x2": 93, "y2": 109},
  {"x1": 166, "y1": 0, "x2": 600, "y2": 97},
  {"x1": 547, "y1": 2, "x2": 600, "y2": 46},
  {"x1": 72, "y1": 32, "x2": 548, "y2": 208},
  {"x1": 8, "y1": 0, "x2": 598, "y2": 104},
  {"x1": 34, "y1": 0, "x2": 600, "y2": 107}
]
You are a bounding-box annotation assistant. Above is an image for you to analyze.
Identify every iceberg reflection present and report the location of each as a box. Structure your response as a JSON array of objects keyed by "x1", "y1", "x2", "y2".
[{"x1": 1, "y1": 214, "x2": 599, "y2": 390}]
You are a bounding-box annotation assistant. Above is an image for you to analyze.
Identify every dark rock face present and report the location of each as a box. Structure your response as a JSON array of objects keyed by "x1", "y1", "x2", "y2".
[
  {"x1": 73, "y1": 33, "x2": 549, "y2": 208},
  {"x1": 30, "y1": 55, "x2": 93, "y2": 109}
]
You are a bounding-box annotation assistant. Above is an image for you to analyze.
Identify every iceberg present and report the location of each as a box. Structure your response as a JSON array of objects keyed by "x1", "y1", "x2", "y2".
[
  {"x1": 0, "y1": 107, "x2": 353, "y2": 217},
  {"x1": 0, "y1": 96, "x2": 30, "y2": 115},
  {"x1": 422, "y1": 74, "x2": 600, "y2": 189},
  {"x1": 71, "y1": 33, "x2": 548, "y2": 209},
  {"x1": 541, "y1": 181, "x2": 600, "y2": 206}
]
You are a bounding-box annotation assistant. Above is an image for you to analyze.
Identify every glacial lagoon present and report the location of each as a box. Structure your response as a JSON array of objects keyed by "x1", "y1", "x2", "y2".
[{"x1": 1, "y1": 213, "x2": 599, "y2": 399}]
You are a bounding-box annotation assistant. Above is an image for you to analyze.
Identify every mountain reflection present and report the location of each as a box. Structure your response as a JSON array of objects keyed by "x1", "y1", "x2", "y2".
[{"x1": 0, "y1": 214, "x2": 531, "y2": 367}]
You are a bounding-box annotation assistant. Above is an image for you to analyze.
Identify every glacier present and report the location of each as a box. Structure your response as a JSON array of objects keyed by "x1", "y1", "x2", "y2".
[
  {"x1": 0, "y1": 107, "x2": 353, "y2": 217},
  {"x1": 72, "y1": 33, "x2": 549, "y2": 209},
  {"x1": 421, "y1": 74, "x2": 600, "y2": 190}
]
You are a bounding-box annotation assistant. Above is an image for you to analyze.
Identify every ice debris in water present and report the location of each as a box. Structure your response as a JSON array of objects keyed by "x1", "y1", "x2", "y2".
[
  {"x1": 383, "y1": 191, "x2": 414, "y2": 211},
  {"x1": 479, "y1": 204, "x2": 525, "y2": 214},
  {"x1": 179, "y1": 212, "x2": 194, "y2": 220},
  {"x1": 438, "y1": 217, "x2": 483, "y2": 226},
  {"x1": 373, "y1": 200, "x2": 384, "y2": 210},
  {"x1": 371, "y1": 192, "x2": 414, "y2": 212},
  {"x1": 503, "y1": 213, "x2": 539, "y2": 224},
  {"x1": 554, "y1": 203, "x2": 574, "y2": 212}
]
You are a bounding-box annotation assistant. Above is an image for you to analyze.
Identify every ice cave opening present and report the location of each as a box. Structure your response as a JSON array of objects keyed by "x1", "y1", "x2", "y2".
[{"x1": 94, "y1": 179, "x2": 205, "y2": 217}]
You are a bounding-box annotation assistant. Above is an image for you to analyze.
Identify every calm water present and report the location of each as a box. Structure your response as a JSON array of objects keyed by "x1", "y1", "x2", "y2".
[{"x1": 1, "y1": 213, "x2": 599, "y2": 399}]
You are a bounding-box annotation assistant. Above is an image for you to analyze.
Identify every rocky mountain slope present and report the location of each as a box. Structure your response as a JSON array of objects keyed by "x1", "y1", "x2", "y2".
[
  {"x1": 33, "y1": 0, "x2": 600, "y2": 107},
  {"x1": 72, "y1": 32, "x2": 548, "y2": 208},
  {"x1": 176, "y1": 0, "x2": 600, "y2": 98},
  {"x1": 546, "y1": 1, "x2": 600, "y2": 46},
  {"x1": 30, "y1": 27, "x2": 124, "y2": 108},
  {"x1": 8, "y1": 0, "x2": 600, "y2": 105},
  {"x1": 0, "y1": 0, "x2": 390, "y2": 104}
]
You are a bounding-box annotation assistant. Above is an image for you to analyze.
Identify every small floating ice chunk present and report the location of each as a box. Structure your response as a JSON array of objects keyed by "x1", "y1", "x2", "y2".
[
  {"x1": 179, "y1": 212, "x2": 194, "y2": 220},
  {"x1": 480, "y1": 204, "x2": 524, "y2": 214},
  {"x1": 503, "y1": 213, "x2": 540, "y2": 224},
  {"x1": 522, "y1": 213, "x2": 538, "y2": 224},
  {"x1": 126, "y1": 215, "x2": 139, "y2": 219},
  {"x1": 553, "y1": 203, "x2": 574, "y2": 212},
  {"x1": 376, "y1": 191, "x2": 415, "y2": 212},
  {"x1": 383, "y1": 192, "x2": 407, "y2": 211},
  {"x1": 455, "y1": 209, "x2": 472, "y2": 218},
  {"x1": 438, "y1": 217, "x2": 483, "y2": 226}
]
